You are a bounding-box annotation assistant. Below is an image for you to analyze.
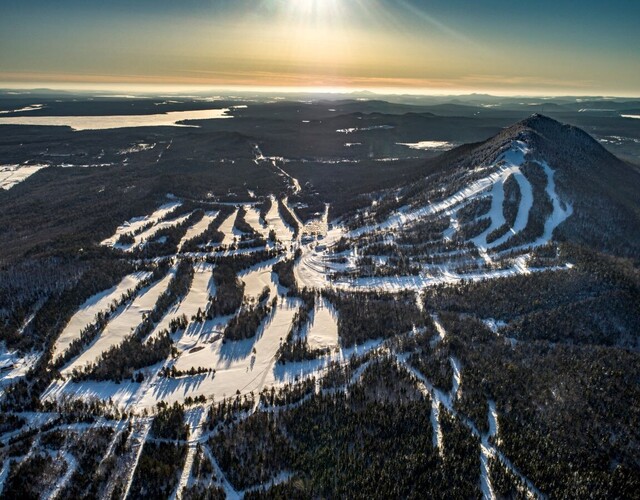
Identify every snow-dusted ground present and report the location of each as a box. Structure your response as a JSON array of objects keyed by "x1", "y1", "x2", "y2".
[
  {"x1": 53, "y1": 272, "x2": 150, "y2": 360},
  {"x1": 0, "y1": 108, "x2": 232, "y2": 130},
  {"x1": 60, "y1": 269, "x2": 176, "y2": 376},
  {"x1": 0, "y1": 104, "x2": 44, "y2": 114},
  {"x1": 0, "y1": 164, "x2": 48, "y2": 190},
  {"x1": 101, "y1": 200, "x2": 182, "y2": 246},
  {"x1": 528, "y1": 160, "x2": 573, "y2": 247},
  {"x1": 0, "y1": 349, "x2": 39, "y2": 388},
  {"x1": 178, "y1": 211, "x2": 219, "y2": 250}
]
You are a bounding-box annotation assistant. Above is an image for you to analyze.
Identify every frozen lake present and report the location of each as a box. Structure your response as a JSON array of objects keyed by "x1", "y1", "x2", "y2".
[{"x1": 0, "y1": 108, "x2": 232, "y2": 130}]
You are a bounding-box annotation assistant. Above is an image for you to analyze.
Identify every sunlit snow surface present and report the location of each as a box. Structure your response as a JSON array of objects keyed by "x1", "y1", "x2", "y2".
[
  {"x1": 396, "y1": 140, "x2": 453, "y2": 150},
  {"x1": 0, "y1": 164, "x2": 48, "y2": 190},
  {"x1": 39, "y1": 138, "x2": 575, "y2": 417},
  {"x1": 0, "y1": 108, "x2": 232, "y2": 130}
]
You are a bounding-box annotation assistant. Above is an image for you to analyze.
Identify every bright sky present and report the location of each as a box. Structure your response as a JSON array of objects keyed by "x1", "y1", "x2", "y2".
[{"x1": 1, "y1": 0, "x2": 639, "y2": 95}]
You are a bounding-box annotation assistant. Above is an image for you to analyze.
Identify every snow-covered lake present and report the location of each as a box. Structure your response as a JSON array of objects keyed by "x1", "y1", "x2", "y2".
[{"x1": 0, "y1": 108, "x2": 232, "y2": 131}]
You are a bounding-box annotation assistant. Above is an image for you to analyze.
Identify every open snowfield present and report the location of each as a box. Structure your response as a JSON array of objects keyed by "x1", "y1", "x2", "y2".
[
  {"x1": 128, "y1": 211, "x2": 193, "y2": 249},
  {"x1": 239, "y1": 260, "x2": 280, "y2": 300},
  {"x1": 53, "y1": 271, "x2": 151, "y2": 360},
  {"x1": 301, "y1": 298, "x2": 339, "y2": 350},
  {"x1": 0, "y1": 164, "x2": 48, "y2": 190},
  {"x1": 60, "y1": 269, "x2": 176, "y2": 376}
]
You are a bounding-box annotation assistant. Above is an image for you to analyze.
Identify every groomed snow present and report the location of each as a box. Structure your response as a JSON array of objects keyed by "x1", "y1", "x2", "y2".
[
  {"x1": 265, "y1": 196, "x2": 295, "y2": 244},
  {"x1": 127, "y1": 211, "x2": 193, "y2": 249},
  {"x1": 145, "y1": 263, "x2": 215, "y2": 342},
  {"x1": 243, "y1": 206, "x2": 271, "y2": 238},
  {"x1": 217, "y1": 208, "x2": 240, "y2": 246},
  {"x1": 239, "y1": 261, "x2": 279, "y2": 300},
  {"x1": 101, "y1": 201, "x2": 182, "y2": 246},
  {"x1": 178, "y1": 211, "x2": 219, "y2": 251},
  {"x1": 300, "y1": 298, "x2": 339, "y2": 350},
  {"x1": 61, "y1": 269, "x2": 176, "y2": 376},
  {"x1": 53, "y1": 272, "x2": 151, "y2": 360}
]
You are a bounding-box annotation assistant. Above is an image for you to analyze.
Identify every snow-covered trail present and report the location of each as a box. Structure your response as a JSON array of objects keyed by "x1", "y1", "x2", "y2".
[
  {"x1": 244, "y1": 206, "x2": 271, "y2": 238},
  {"x1": 326, "y1": 262, "x2": 572, "y2": 293},
  {"x1": 53, "y1": 271, "x2": 150, "y2": 360},
  {"x1": 61, "y1": 268, "x2": 176, "y2": 376},
  {"x1": 282, "y1": 196, "x2": 304, "y2": 229},
  {"x1": 101, "y1": 200, "x2": 182, "y2": 247},
  {"x1": 472, "y1": 169, "x2": 534, "y2": 249},
  {"x1": 301, "y1": 297, "x2": 339, "y2": 350},
  {"x1": 480, "y1": 400, "x2": 499, "y2": 500},
  {"x1": 145, "y1": 263, "x2": 214, "y2": 342},
  {"x1": 201, "y1": 444, "x2": 240, "y2": 500},
  {"x1": 178, "y1": 211, "x2": 219, "y2": 251},
  {"x1": 173, "y1": 407, "x2": 207, "y2": 500},
  {"x1": 120, "y1": 418, "x2": 152, "y2": 500},
  {"x1": 218, "y1": 208, "x2": 239, "y2": 246},
  {"x1": 265, "y1": 196, "x2": 295, "y2": 244},
  {"x1": 47, "y1": 451, "x2": 77, "y2": 500},
  {"x1": 528, "y1": 161, "x2": 573, "y2": 248},
  {"x1": 349, "y1": 142, "x2": 532, "y2": 239}
]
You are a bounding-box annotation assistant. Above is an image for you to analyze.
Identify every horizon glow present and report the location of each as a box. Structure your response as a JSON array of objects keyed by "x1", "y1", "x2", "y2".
[{"x1": 1, "y1": 0, "x2": 638, "y2": 96}]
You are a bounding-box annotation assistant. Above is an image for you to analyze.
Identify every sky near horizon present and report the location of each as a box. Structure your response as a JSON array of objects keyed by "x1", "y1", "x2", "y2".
[{"x1": 1, "y1": 0, "x2": 639, "y2": 95}]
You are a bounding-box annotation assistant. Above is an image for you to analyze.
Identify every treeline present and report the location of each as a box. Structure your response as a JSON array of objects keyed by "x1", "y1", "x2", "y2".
[
  {"x1": 131, "y1": 209, "x2": 205, "y2": 258},
  {"x1": 259, "y1": 379, "x2": 316, "y2": 407},
  {"x1": 437, "y1": 311, "x2": 640, "y2": 498},
  {"x1": 277, "y1": 199, "x2": 300, "y2": 237},
  {"x1": 152, "y1": 401, "x2": 190, "y2": 440},
  {"x1": 126, "y1": 442, "x2": 187, "y2": 499},
  {"x1": 181, "y1": 206, "x2": 235, "y2": 253},
  {"x1": 205, "y1": 265, "x2": 245, "y2": 318},
  {"x1": 257, "y1": 197, "x2": 272, "y2": 224},
  {"x1": 272, "y1": 250, "x2": 301, "y2": 290},
  {"x1": 277, "y1": 291, "x2": 328, "y2": 363},
  {"x1": 206, "y1": 393, "x2": 256, "y2": 429},
  {"x1": 423, "y1": 245, "x2": 640, "y2": 348},
  {"x1": 493, "y1": 162, "x2": 553, "y2": 249},
  {"x1": 322, "y1": 289, "x2": 423, "y2": 346},
  {"x1": 224, "y1": 291, "x2": 276, "y2": 341},
  {"x1": 52, "y1": 261, "x2": 170, "y2": 372},
  {"x1": 234, "y1": 206, "x2": 258, "y2": 235},
  {"x1": 1, "y1": 258, "x2": 160, "y2": 411}
]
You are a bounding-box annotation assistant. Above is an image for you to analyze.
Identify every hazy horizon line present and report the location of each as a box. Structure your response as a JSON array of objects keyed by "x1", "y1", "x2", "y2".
[{"x1": 1, "y1": 82, "x2": 639, "y2": 100}]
